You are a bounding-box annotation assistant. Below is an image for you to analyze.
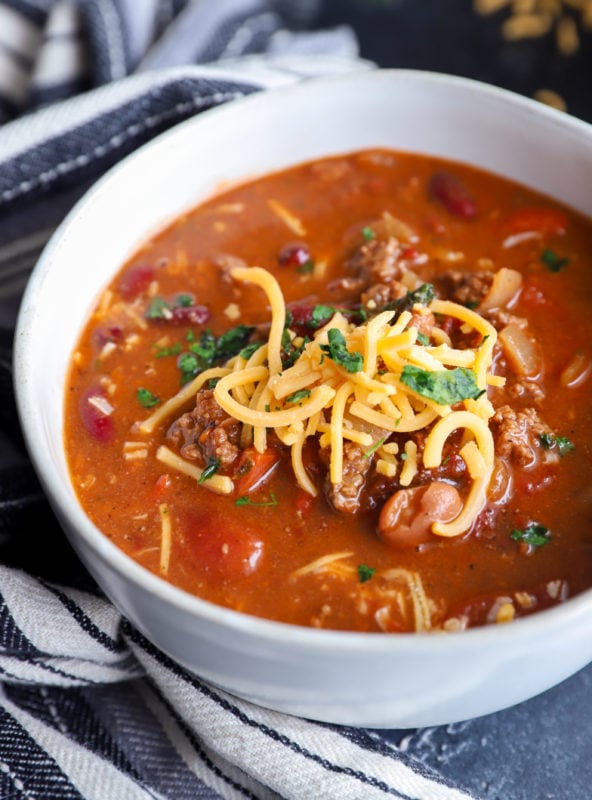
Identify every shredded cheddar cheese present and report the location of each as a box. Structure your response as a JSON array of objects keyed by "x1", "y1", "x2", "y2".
[{"x1": 138, "y1": 266, "x2": 500, "y2": 539}]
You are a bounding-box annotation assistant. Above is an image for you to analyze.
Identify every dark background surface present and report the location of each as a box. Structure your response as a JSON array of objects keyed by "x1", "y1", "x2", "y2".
[
  {"x1": 320, "y1": 0, "x2": 592, "y2": 122},
  {"x1": 1, "y1": 3, "x2": 590, "y2": 799}
]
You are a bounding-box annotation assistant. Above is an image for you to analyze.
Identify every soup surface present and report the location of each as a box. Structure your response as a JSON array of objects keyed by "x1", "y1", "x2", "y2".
[{"x1": 65, "y1": 149, "x2": 592, "y2": 633}]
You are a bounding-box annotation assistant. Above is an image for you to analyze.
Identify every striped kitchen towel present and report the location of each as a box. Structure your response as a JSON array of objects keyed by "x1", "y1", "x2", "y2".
[
  {"x1": 0, "y1": 1, "x2": 481, "y2": 798},
  {"x1": 0, "y1": 564, "x2": 477, "y2": 799}
]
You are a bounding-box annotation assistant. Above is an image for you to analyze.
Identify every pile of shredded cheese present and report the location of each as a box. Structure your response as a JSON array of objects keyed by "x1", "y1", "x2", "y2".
[{"x1": 139, "y1": 266, "x2": 501, "y2": 539}]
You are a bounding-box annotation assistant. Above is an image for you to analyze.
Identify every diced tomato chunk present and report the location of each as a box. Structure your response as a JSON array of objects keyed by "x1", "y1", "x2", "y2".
[
  {"x1": 118, "y1": 264, "x2": 155, "y2": 300},
  {"x1": 79, "y1": 387, "x2": 114, "y2": 443},
  {"x1": 234, "y1": 447, "x2": 281, "y2": 494},
  {"x1": 504, "y1": 207, "x2": 567, "y2": 236},
  {"x1": 185, "y1": 511, "x2": 263, "y2": 578},
  {"x1": 152, "y1": 474, "x2": 172, "y2": 502}
]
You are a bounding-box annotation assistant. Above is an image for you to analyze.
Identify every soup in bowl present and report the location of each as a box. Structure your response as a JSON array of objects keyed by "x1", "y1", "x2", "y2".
[{"x1": 14, "y1": 69, "x2": 592, "y2": 727}]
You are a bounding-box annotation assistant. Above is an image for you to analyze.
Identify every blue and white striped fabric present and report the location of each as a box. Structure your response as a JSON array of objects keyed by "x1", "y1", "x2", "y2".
[
  {"x1": 0, "y1": 564, "x2": 477, "y2": 799},
  {"x1": 0, "y1": 2, "x2": 481, "y2": 798}
]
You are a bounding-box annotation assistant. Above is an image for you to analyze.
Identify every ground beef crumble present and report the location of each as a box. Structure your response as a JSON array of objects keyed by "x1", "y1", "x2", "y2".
[
  {"x1": 490, "y1": 405, "x2": 550, "y2": 466},
  {"x1": 324, "y1": 441, "x2": 372, "y2": 514},
  {"x1": 437, "y1": 269, "x2": 493, "y2": 307},
  {"x1": 167, "y1": 388, "x2": 240, "y2": 469}
]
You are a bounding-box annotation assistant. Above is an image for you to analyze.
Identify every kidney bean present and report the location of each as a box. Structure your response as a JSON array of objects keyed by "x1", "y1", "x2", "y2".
[
  {"x1": 278, "y1": 242, "x2": 312, "y2": 269},
  {"x1": 170, "y1": 305, "x2": 210, "y2": 325},
  {"x1": 428, "y1": 171, "x2": 476, "y2": 220},
  {"x1": 79, "y1": 387, "x2": 114, "y2": 443},
  {"x1": 92, "y1": 325, "x2": 124, "y2": 348},
  {"x1": 118, "y1": 264, "x2": 155, "y2": 300}
]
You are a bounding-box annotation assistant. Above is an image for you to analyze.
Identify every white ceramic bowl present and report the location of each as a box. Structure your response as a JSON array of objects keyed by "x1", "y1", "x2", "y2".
[{"x1": 14, "y1": 70, "x2": 592, "y2": 728}]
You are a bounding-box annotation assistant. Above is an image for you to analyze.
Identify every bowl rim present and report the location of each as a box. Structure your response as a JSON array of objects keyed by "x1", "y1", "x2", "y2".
[{"x1": 14, "y1": 67, "x2": 592, "y2": 653}]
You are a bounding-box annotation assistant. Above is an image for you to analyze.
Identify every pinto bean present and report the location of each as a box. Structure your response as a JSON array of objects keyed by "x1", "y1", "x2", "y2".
[{"x1": 378, "y1": 481, "x2": 463, "y2": 548}]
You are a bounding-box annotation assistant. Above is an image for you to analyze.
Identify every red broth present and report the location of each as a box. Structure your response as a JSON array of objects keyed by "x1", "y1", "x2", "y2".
[{"x1": 64, "y1": 150, "x2": 592, "y2": 632}]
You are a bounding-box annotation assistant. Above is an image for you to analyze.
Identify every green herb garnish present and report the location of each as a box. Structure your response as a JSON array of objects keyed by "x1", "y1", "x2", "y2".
[
  {"x1": 177, "y1": 326, "x2": 256, "y2": 384},
  {"x1": 361, "y1": 226, "x2": 375, "y2": 242},
  {"x1": 464, "y1": 300, "x2": 479, "y2": 310},
  {"x1": 286, "y1": 389, "x2": 311, "y2": 404},
  {"x1": 188, "y1": 330, "x2": 217, "y2": 367},
  {"x1": 363, "y1": 436, "x2": 386, "y2": 460},
  {"x1": 176, "y1": 293, "x2": 193, "y2": 307},
  {"x1": 198, "y1": 459, "x2": 221, "y2": 484},
  {"x1": 177, "y1": 352, "x2": 200, "y2": 385},
  {"x1": 145, "y1": 297, "x2": 171, "y2": 319},
  {"x1": 383, "y1": 283, "x2": 435, "y2": 315},
  {"x1": 215, "y1": 324, "x2": 255, "y2": 360},
  {"x1": 319, "y1": 329, "x2": 363, "y2": 373},
  {"x1": 401, "y1": 365, "x2": 484, "y2": 405},
  {"x1": 556, "y1": 436, "x2": 575, "y2": 456},
  {"x1": 235, "y1": 493, "x2": 278, "y2": 507},
  {"x1": 416, "y1": 332, "x2": 430, "y2": 346},
  {"x1": 541, "y1": 249, "x2": 569, "y2": 273},
  {"x1": 510, "y1": 523, "x2": 551, "y2": 548},
  {"x1": 154, "y1": 341, "x2": 183, "y2": 358},
  {"x1": 282, "y1": 335, "x2": 310, "y2": 369},
  {"x1": 239, "y1": 342, "x2": 261, "y2": 360},
  {"x1": 297, "y1": 260, "x2": 314, "y2": 274},
  {"x1": 136, "y1": 387, "x2": 160, "y2": 408},
  {"x1": 311, "y1": 305, "x2": 337, "y2": 327},
  {"x1": 538, "y1": 432, "x2": 574, "y2": 456},
  {"x1": 358, "y1": 564, "x2": 376, "y2": 583}
]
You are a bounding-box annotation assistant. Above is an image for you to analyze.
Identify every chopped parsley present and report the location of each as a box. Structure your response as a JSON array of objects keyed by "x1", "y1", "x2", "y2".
[
  {"x1": 510, "y1": 523, "x2": 551, "y2": 548},
  {"x1": 319, "y1": 329, "x2": 363, "y2": 373},
  {"x1": 401, "y1": 365, "x2": 484, "y2": 405},
  {"x1": 286, "y1": 389, "x2": 311, "y2": 404},
  {"x1": 136, "y1": 387, "x2": 160, "y2": 408},
  {"x1": 235, "y1": 493, "x2": 278, "y2": 507},
  {"x1": 198, "y1": 459, "x2": 221, "y2": 484},
  {"x1": 311, "y1": 305, "x2": 337, "y2": 327},
  {"x1": 541, "y1": 249, "x2": 569, "y2": 273},
  {"x1": 145, "y1": 296, "x2": 171, "y2": 319},
  {"x1": 538, "y1": 432, "x2": 575, "y2": 456},
  {"x1": 239, "y1": 342, "x2": 261, "y2": 360},
  {"x1": 464, "y1": 300, "x2": 479, "y2": 310},
  {"x1": 556, "y1": 436, "x2": 575, "y2": 456},
  {"x1": 176, "y1": 293, "x2": 193, "y2": 307},
  {"x1": 215, "y1": 324, "x2": 255, "y2": 360},
  {"x1": 297, "y1": 260, "x2": 314, "y2": 274},
  {"x1": 363, "y1": 436, "x2": 386, "y2": 460},
  {"x1": 154, "y1": 341, "x2": 183, "y2": 358},
  {"x1": 282, "y1": 335, "x2": 310, "y2": 369},
  {"x1": 357, "y1": 564, "x2": 376, "y2": 583},
  {"x1": 361, "y1": 226, "x2": 375, "y2": 242},
  {"x1": 383, "y1": 283, "x2": 435, "y2": 314},
  {"x1": 416, "y1": 331, "x2": 430, "y2": 346},
  {"x1": 175, "y1": 325, "x2": 257, "y2": 384},
  {"x1": 178, "y1": 352, "x2": 200, "y2": 385}
]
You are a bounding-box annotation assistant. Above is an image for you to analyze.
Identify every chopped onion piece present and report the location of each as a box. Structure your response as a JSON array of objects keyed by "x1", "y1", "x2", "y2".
[
  {"x1": 498, "y1": 323, "x2": 541, "y2": 376},
  {"x1": 87, "y1": 395, "x2": 114, "y2": 416},
  {"x1": 560, "y1": 351, "x2": 592, "y2": 387},
  {"x1": 479, "y1": 268, "x2": 522, "y2": 312}
]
